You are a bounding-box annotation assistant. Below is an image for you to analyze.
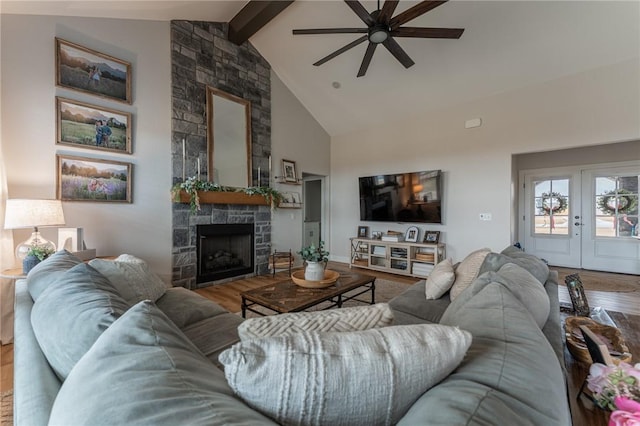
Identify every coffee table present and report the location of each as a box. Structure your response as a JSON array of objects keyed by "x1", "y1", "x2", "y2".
[{"x1": 240, "y1": 270, "x2": 376, "y2": 318}]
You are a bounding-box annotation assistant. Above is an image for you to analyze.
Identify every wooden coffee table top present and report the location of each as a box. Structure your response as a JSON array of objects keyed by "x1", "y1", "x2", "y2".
[{"x1": 241, "y1": 270, "x2": 376, "y2": 314}]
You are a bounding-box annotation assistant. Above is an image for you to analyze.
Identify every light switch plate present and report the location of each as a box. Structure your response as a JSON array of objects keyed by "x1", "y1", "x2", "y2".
[{"x1": 479, "y1": 213, "x2": 492, "y2": 221}]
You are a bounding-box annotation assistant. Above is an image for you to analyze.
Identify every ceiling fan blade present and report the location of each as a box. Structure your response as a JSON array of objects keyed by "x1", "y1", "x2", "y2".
[
  {"x1": 344, "y1": 0, "x2": 375, "y2": 26},
  {"x1": 313, "y1": 35, "x2": 368, "y2": 66},
  {"x1": 382, "y1": 37, "x2": 415, "y2": 69},
  {"x1": 357, "y1": 42, "x2": 378, "y2": 77},
  {"x1": 293, "y1": 28, "x2": 368, "y2": 35},
  {"x1": 390, "y1": 1, "x2": 448, "y2": 29},
  {"x1": 391, "y1": 27, "x2": 464, "y2": 39},
  {"x1": 377, "y1": 0, "x2": 400, "y2": 23}
]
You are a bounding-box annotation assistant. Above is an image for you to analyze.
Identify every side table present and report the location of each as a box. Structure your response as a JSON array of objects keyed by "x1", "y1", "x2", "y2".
[{"x1": 0, "y1": 267, "x2": 25, "y2": 345}]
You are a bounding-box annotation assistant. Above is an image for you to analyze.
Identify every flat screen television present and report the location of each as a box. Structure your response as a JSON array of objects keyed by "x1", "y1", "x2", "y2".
[{"x1": 359, "y1": 170, "x2": 442, "y2": 223}]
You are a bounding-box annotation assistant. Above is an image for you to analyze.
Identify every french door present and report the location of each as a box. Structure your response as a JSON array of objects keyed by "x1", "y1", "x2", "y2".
[{"x1": 521, "y1": 163, "x2": 639, "y2": 274}]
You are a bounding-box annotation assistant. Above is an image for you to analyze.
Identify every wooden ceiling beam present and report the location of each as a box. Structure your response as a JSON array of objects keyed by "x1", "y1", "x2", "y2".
[{"x1": 228, "y1": 1, "x2": 294, "y2": 45}]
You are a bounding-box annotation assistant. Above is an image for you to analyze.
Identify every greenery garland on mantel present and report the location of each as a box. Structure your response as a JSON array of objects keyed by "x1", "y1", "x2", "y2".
[{"x1": 172, "y1": 176, "x2": 284, "y2": 213}]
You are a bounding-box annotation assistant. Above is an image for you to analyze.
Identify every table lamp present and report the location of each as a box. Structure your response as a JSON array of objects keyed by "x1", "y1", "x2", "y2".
[{"x1": 4, "y1": 199, "x2": 66, "y2": 260}]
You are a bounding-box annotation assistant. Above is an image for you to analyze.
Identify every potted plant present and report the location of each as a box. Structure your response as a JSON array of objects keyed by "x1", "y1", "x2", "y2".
[
  {"x1": 23, "y1": 245, "x2": 55, "y2": 274},
  {"x1": 298, "y1": 241, "x2": 329, "y2": 281}
]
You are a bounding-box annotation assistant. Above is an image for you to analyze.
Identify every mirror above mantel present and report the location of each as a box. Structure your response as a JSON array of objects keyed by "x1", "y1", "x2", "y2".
[{"x1": 206, "y1": 86, "x2": 252, "y2": 187}]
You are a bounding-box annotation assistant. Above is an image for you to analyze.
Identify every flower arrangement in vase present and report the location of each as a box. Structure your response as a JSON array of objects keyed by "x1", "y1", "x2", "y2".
[
  {"x1": 587, "y1": 361, "x2": 640, "y2": 425},
  {"x1": 298, "y1": 241, "x2": 329, "y2": 281}
]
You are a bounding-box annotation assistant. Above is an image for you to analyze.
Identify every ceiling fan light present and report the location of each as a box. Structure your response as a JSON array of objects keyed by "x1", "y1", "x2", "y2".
[{"x1": 368, "y1": 28, "x2": 388, "y2": 44}]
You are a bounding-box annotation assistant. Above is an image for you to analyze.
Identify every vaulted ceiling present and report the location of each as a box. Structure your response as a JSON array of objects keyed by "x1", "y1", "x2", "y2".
[{"x1": 3, "y1": 1, "x2": 638, "y2": 136}]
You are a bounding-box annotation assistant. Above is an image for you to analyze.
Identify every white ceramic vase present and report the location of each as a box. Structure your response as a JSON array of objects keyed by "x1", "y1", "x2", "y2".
[{"x1": 304, "y1": 261, "x2": 325, "y2": 281}]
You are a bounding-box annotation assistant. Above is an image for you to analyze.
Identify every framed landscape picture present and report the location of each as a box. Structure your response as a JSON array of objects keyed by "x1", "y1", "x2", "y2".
[
  {"x1": 56, "y1": 38, "x2": 132, "y2": 104},
  {"x1": 56, "y1": 97, "x2": 132, "y2": 154},
  {"x1": 57, "y1": 154, "x2": 132, "y2": 203}
]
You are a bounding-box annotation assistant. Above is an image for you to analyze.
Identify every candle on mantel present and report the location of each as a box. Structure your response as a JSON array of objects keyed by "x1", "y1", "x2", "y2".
[
  {"x1": 182, "y1": 139, "x2": 186, "y2": 181},
  {"x1": 257, "y1": 166, "x2": 261, "y2": 187},
  {"x1": 197, "y1": 157, "x2": 201, "y2": 180}
]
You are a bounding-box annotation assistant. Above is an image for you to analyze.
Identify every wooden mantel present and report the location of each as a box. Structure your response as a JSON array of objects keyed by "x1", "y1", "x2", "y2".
[{"x1": 177, "y1": 190, "x2": 269, "y2": 206}]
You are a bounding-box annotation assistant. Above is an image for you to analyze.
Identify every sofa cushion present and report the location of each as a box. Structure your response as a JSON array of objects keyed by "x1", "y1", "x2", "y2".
[
  {"x1": 219, "y1": 324, "x2": 471, "y2": 426},
  {"x1": 450, "y1": 248, "x2": 491, "y2": 300},
  {"x1": 31, "y1": 263, "x2": 130, "y2": 380},
  {"x1": 26, "y1": 250, "x2": 81, "y2": 301},
  {"x1": 155, "y1": 286, "x2": 229, "y2": 329},
  {"x1": 89, "y1": 255, "x2": 168, "y2": 304},
  {"x1": 424, "y1": 258, "x2": 456, "y2": 299},
  {"x1": 398, "y1": 282, "x2": 570, "y2": 426},
  {"x1": 237, "y1": 303, "x2": 394, "y2": 340},
  {"x1": 389, "y1": 280, "x2": 451, "y2": 324},
  {"x1": 495, "y1": 263, "x2": 550, "y2": 328},
  {"x1": 501, "y1": 246, "x2": 550, "y2": 284},
  {"x1": 181, "y1": 313, "x2": 244, "y2": 369},
  {"x1": 442, "y1": 263, "x2": 550, "y2": 329},
  {"x1": 49, "y1": 301, "x2": 277, "y2": 426}
]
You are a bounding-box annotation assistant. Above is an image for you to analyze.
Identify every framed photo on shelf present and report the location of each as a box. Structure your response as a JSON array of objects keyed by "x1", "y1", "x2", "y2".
[
  {"x1": 56, "y1": 97, "x2": 132, "y2": 154},
  {"x1": 282, "y1": 159, "x2": 297, "y2": 182},
  {"x1": 371, "y1": 231, "x2": 382, "y2": 239},
  {"x1": 405, "y1": 226, "x2": 419, "y2": 243},
  {"x1": 423, "y1": 231, "x2": 440, "y2": 243},
  {"x1": 291, "y1": 192, "x2": 301, "y2": 204},
  {"x1": 57, "y1": 154, "x2": 132, "y2": 203},
  {"x1": 357, "y1": 226, "x2": 369, "y2": 238},
  {"x1": 55, "y1": 38, "x2": 132, "y2": 104}
]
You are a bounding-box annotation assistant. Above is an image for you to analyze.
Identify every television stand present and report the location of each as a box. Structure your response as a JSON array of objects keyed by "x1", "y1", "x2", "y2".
[{"x1": 349, "y1": 237, "x2": 445, "y2": 278}]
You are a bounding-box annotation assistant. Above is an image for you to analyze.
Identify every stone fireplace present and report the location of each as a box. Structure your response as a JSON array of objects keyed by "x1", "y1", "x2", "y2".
[
  {"x1": 197, "y1": 223, "x2": 254, "y2": 283},
  {"x1": 170, "y1": 20, "x2": 272, "y2": 289}
]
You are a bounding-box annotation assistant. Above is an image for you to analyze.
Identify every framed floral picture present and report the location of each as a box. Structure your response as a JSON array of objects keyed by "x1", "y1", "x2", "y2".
[
  {"x1": 56, "y1": 97, "x2": 132, "y2": 154},
  {"x1": 56, "y1": 38, "x2": 132, "y2": 104},
  {"x1": 57, "y1": 154, "x2": 132, "y2": 203}
]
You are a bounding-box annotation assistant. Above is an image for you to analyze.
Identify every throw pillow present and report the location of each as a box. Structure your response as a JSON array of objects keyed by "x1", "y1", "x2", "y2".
[
  {"x1": 424, "y1": 258, "x2": 455, "y2": 299},
  {"x1": 450, "y1": 248, "x2": 491, "y2": 300},
  {"x1": 26, "y1": 250, "x2": 82, "y2": 301},
  {"x1": 237, "y1": 303, "x2": 394, "y2": 340},
  {"x1": 31, "y1": 263, "x2": 130, "y2": 380},
  {"x1": 219, "y1": 324, "x2": 472, "y2": 426},
  {"x1": 89, "y1": 254, "x2": 168, "y2": 304},
  {"x1": 49, "y1": 301, "x2": 277, "y2": 426}
]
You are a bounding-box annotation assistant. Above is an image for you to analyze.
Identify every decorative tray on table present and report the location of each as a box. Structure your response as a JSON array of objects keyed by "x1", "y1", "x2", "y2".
[
  {"x1": 291, "y1": 270, "x2": 340, "y2": 289},
  {"x1": 565, "y1": 316, "x2": 632, "y2": 365}
]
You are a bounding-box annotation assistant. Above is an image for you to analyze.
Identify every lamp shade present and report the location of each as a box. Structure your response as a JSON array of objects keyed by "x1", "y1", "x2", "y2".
[{"x1": 4, "y1": 199, "x2": 65, "y2": 229}]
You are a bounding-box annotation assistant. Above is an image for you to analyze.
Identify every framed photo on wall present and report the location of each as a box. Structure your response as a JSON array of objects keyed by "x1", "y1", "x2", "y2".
[
  {"x1": 55, "y1": 38, "x2": 132, "y2": 104},
  {"x1": 57, "y1": 154, "x2": 132, "y2": 203},
  {"x1": 358, "y1": 226, "x2": 369, "y2": 238},
  {"x1": 56, "y1": 97, "x2": 132, "y2": 154},
  {"x1": 282, "y1": 159, "x2": 298, "y2": 182},
  {"x1": 423, "y1": 231, "x2": 440, "y2": 243}
]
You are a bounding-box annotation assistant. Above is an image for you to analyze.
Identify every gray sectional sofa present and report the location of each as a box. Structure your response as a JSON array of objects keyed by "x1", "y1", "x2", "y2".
[{"x1": 14, "y1": 247, "x2": 570, "y2": 425}]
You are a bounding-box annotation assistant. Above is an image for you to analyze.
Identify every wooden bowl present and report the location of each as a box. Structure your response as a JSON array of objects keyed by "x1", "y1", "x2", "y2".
[
  {"x1": 565, "y1": 316, "x2": 632, "y2": 365},
  {"x1": 291, "y1": 270, "x2": 340, "y2": 288}
]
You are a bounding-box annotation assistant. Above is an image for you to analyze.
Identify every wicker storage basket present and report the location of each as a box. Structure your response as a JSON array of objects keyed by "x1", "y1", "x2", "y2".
[
  {"x1": 415, "y1": 253, "x2": 435, "y2": 262},
  {"x1": 565, "y1": 316, "x2": 632, "y2": 365}
]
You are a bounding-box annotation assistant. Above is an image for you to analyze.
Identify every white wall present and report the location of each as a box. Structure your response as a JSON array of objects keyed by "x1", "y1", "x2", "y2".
[
  {"x1": 330, "y1": 58, "x2": 640, "y2": 263},
  {"x1": 271, "y1": 71, "x2": 330, "y2": 264},
  {"x1": 1, "y1": 15, "x2": 172, "y2": 280}
]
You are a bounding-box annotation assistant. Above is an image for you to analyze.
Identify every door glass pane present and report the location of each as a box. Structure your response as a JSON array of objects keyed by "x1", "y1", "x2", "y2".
[
  {"x1": 533, "y1": 178, "x2": 570, "y2": 235},
  {"x1": 594, "y1": 175, "x2": 639, "y2": 237}
]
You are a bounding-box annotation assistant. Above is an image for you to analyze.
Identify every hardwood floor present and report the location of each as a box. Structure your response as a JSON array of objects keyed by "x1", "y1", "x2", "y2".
[{"x1": 1, "y1": 262, "x2": 638, "y2": 416}]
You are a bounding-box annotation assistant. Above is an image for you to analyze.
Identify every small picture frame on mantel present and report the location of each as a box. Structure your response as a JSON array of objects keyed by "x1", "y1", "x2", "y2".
[{"x1": 357, "y1": 226, "x2": 369, "y2": 238}]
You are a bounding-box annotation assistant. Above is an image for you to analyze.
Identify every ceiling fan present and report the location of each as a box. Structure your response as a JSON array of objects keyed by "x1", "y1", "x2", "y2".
[{"x1": 292, "y1": 0, "x2": 464, "y2": 77}]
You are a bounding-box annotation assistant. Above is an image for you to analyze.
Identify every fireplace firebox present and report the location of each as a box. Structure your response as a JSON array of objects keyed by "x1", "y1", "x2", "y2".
[{"x1": 196, "y1": 224, "x2": 254, "y2": 284}]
